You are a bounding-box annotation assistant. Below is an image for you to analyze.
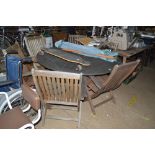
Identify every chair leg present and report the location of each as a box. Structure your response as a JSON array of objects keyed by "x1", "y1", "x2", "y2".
[
  {"x1": 77, "y1": 101, "x2": 82, "y2": 128},
  {"x1": 110, "y1": 91, "x2": 116, "y2": 104},
  {"x1": 94, "y1": 91, "x2": 113, "y2": 108},
  {"x1": 42, "y1": 104, "x2": 47, "y2": 127},
  {"x1": 86, "y1": 86, "x2": 96, "y2": 115},
  {"x1": 78, "y1": 102, "x2": 80, "y2": 112}
]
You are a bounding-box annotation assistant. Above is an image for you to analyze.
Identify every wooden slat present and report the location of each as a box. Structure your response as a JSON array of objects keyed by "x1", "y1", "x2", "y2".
[
  {"x1": 47, "y1": 76, "x2": 54, "y2": 100},
  {"x1": 32, "y1": 70, "x2": 80, "y2": 79},
  {"x1": 70, "y1": 79, "x2": 74, "y2": 102},
  {"x1": 66, "y1": 78, "x2": 70, "y2": 101},
  {"x1": 38, "y1": 76, "x2": 47, "y2": 100},
  {"x1": 43, "y1": 100, "x2": 78, "y2": 105},
  {"x1": 32, "y1": 75, "x2": 42, "y2": 102},
  {"x1": 29, "y1": 39, "x2": 34, "y2": 56},
  {"x1": 39, "y1": 38, "x2": 43, "y2": 49},
  {"x1": 76, "y1": 37, "x2": 92, "y2": 45},
  {"x1": 87, "y1": 80, "x2": 98, "y2": 92},
  {"x1": 56, "y1": 77, "x2": 61, "y2": 101},
  {"x1": 90, "y1": 76, "x2": 102, "y2": 89},
  {"x1": 27, "y1": 40, "x2": 32, "y2": 57},
  {"x1": 39, "y1": 38, "x2": 43, "y2": 48},
  {"x1": 33, "y1": 40, "x2": 37, "y2": 55},
  {"x1": 30, "y1": 40, "x2": 34, "y2": 56},
  {"x1": 31, "y1": 40, "x2": 36, "y2": 56},
  {"x1": 74, "y1": 79, "x2": 78, "y2": 102},
  {"x1": 33, "y1": 40, "x2": 38, "y2": 56},
  {"x1": 43, "y1": 76, "x2": 50, "y2": 100},
  {"x1": 51, "y1": 77, "x2": 58, "y2": 100},
  {"x1": 61, "y1": 78, "x2": 66, "y2": 101}
]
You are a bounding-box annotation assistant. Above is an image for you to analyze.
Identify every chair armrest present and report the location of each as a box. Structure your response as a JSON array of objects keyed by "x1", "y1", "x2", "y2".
[
  {"x1": 0, "y1": 92, "x2": 12, "y2": 109},
  {"x1": 0, "y1": 80, "x2": 15, "y2": 87},
  {"x1": 2, "y1": 49, "x2": 18, "y2": 55},
  {"x1": 21, "y1": 57, "x2": 33, "y2": 64},
  {"x1": 21, "y1": 84, "x2": 40, "y2": 111},
  {"x1": 7, "y1": 50, "x2": 18, "y2": 54}
]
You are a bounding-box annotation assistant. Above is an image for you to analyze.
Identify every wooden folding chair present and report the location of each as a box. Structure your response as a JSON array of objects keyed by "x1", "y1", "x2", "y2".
[
  {"x1": 75, "y1": 37, "x2": 93, "y2": 45},
  {"x1": 24, "y1": 35, "x2": 46, "y2": 69},
  {"x1": 32, "y1": 69, "x2": 83, "y2": 128},
  {"x1": 68, "y1": 35, "x2": 86, "y2": 44},
  {"x1": 85, "y1": 60, "x2": 140, "y2": 114}
]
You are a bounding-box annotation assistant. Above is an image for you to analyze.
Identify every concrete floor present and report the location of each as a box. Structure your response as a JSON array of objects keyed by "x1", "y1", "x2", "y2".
[{"x1": 36, "y1": 61, "x2": 155, "y2": 129}]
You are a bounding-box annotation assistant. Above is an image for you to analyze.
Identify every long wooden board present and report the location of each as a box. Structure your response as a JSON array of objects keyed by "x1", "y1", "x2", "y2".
[{"x1": 41, "y1": 48, "x2": 90, "y2": 66}]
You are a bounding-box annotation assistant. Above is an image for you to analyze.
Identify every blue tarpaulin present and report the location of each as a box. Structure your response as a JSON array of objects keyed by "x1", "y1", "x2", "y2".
[{"x1": 55, "y1": 40, "x2": 118, "y2": 62}]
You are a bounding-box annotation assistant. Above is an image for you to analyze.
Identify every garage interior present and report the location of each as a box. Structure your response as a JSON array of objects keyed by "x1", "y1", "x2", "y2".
[{"x1": 0, "y1": 26, "x2": 155, "y2": 129}]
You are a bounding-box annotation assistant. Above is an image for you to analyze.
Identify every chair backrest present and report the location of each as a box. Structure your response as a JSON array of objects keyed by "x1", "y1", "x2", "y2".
[
  {"x1": 68, "y1": 35, "x2": 86, "y2": 44},
  {"x1": 6, "y1": 41, "x2": 32, "y2": 75},
  {"x1": 0, "y1": 55, "x2": 22, "y2": 92},
  {"x1": 76, "y1": 37, "x2": 93, "y2": 45},
  {"x1": 103, "y1": 59, "x2": 140, "y2": 92},
  {"x1": 21, "y1": 84, "x2": 40, "y2": 111},
  {"x1": 24, "y1": 35, "x2": 46, "y2": 58},
  {"x1": 6, "y1": 55, "x2": 22, "y2": 87},
  {"x1": 32, "y1": 69, "x2": 82, "y2": 106}
]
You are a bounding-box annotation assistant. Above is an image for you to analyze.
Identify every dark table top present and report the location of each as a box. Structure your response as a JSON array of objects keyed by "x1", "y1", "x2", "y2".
[{"x1": 37, "y1": 50, "x2": 118, "y2": 76}]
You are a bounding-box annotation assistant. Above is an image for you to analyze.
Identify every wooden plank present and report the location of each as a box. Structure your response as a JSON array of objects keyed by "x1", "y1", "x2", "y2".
[
  {"x1": 51, "y1": 77, "x2": 58, "y2": 100},
  {"x1": 90, "y1": 76, "x2": 102, "y2": 89},
  {"x1": 56, "y1": 77, "x2": 61, "y2": 101},
  {"x1": 42, "y1": 76, "x2": 50, "y2": 100},
  {"x1": 32, "y1": 69, "x2": 80, "y2": 79},
  {"x1": 27, "y1": 40, "x2": 32, "y2": 57},
  {"x1": 76, "y1": 37, "x2": 92, "y2": 45},
  {"x1": 66, "y1": 78, "x2": 70, "y2": 101},
  {"x1": 42, "y1": 48, "x2": 90, "y2": 66},
  {"x1": 74, "y1": 79, "x2": 78, "y2": 102},
  {"x1": 87, "y1": 79, "x2": 99, "y2": 92},
  {"x1": 34, "y1": 39, "x2": 39, "y2": 56},
  {"x1": 47, "y1": 76, "x2": 54, "y2": 100},
  {"x1": 61, "y1": 78, "x2": 66, "y2": 101},
  {"x1": 70, "y1": 79, "x2": 74, "y2": 102},
  {"x1": 30, "y1": 39, "x2": 35, "y2": 55},
  {"x1": 33, "y1": 40, "x2": 38, "y2": 55},
  {"x1": 38, "y1": 76, "x2": 47, "y2": 100},
  {"x1": 32, "y1": 75, "x2": 42, "y2": 102}
]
